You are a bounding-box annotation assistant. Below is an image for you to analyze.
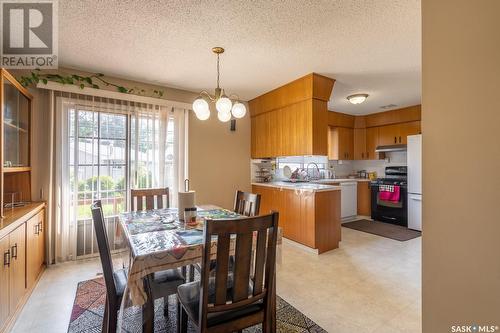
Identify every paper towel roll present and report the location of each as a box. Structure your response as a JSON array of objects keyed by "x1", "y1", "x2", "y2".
[{"x1": 178, "y1": 191, "x2": 196, "y2": 220}]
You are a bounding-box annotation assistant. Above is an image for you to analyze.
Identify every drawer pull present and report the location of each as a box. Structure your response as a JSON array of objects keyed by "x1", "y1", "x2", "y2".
[
  {"x1": 3, "y1": 250, "x2": 10, "y2": 267},
  {"x1": 11, "y1": 244, "x2": 17, "y2": 259}
]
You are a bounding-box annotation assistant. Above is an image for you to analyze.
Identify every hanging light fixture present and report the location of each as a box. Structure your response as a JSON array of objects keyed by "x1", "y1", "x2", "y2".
[{"x1": 192, "y1": 47, "x2": 247, "y2": 121}]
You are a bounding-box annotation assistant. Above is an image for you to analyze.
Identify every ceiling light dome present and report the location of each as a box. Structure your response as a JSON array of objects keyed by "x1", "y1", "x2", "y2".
[
  {"x1": 231, "y1": 102, "x2": 246, "y2": 119},
  {"x1": 347, "y1": 94, "x2": 369, "y2": 105}
]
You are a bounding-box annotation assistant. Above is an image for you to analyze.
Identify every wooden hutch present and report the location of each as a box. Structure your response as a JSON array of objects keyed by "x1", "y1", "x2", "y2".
[{"x1": 0, "y1": 69, "x2": 45, "y2": 332}]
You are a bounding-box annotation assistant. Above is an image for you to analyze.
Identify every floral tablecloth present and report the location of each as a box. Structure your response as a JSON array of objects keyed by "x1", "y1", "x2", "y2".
[{"x1": 119, "y1": 206, "x2": 267, "y2": 306}]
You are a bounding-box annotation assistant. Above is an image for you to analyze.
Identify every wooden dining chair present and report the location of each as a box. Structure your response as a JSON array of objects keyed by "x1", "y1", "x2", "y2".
[
  {"x1": 177, "y1": 212, "x2": 279, "y2": 333},
  {"x1": 91, "y1": 201, "x2": 185, "y2": 333},
  {"x1": 131, "y1": 188, "x2": 170, "y2": 211},
  {"x1": 233, "y1": 190, "x2": 261, "y2": 217}
]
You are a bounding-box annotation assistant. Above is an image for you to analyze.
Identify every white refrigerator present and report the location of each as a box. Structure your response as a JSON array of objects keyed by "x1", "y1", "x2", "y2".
[{"x1": 407, "y1": 134, "x2": 422, "y2": 231}]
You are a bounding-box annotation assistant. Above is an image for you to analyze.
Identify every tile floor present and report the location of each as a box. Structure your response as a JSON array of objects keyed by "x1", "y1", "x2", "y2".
[{"x1": 10, "y1": 227, "x2": 421, "y2": 333}]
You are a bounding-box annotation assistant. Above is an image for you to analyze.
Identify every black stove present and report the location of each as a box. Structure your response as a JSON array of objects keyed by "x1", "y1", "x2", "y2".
[{"x1": 370, "y1": 166, "x2": 408, "y2": 227}]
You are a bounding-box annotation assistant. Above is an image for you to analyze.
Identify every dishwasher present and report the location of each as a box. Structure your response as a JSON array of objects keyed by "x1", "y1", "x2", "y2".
[{"x1": 340, "y1": 182, "x2": 358, "y2": 220}]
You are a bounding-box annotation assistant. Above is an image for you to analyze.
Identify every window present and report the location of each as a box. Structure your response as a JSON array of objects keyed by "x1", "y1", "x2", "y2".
[{"x1": 56, "y1": 95, "x2": 187, "y2": 260}]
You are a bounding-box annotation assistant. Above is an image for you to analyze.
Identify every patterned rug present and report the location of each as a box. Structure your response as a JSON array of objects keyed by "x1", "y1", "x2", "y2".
[{"x1": 68, "y1": 277, "x2": 326, "y2": 333}]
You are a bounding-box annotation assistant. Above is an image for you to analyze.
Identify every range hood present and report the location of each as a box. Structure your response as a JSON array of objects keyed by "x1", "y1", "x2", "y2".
[{"x1": 375, "y1": 144, "x2": 407, "y2": 153}]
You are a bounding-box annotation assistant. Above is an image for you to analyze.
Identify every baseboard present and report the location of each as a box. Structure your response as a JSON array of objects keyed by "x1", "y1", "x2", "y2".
[{"x1": 282, "y1": 237, "x2": 320, "y2": 255}]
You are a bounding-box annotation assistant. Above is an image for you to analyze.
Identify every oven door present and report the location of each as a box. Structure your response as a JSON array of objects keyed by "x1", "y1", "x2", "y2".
[{"x1": 371, "y1": 185, "x2": 408, "y2": 226}]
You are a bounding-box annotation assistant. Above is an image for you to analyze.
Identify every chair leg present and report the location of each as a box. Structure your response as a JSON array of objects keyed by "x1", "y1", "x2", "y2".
[
  {"x1": 102, "y1": 302, "x2": 109, "y2": 333},
  {"x1": 163, "y1": 296, "x2": 169, "y2": 317},
  {"x1": 179, "y1": 304, "x2": 188, "y2": 333}
]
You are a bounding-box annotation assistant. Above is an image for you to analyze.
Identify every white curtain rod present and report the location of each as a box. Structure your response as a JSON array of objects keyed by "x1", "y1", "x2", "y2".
[{"x1": 36, "y1": 81, "x2": 193, "y2": 110}]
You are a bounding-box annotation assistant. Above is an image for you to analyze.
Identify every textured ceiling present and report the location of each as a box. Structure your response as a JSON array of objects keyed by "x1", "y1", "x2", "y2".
[{"x1": 59, "y1": 0, "x2": 421, "y2": 114}]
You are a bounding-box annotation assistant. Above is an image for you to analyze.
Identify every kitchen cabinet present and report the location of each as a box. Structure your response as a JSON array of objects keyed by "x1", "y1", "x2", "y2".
[
  {"x1": 249, "y1": 73, "x2": 335, "y2": 158},
  {"x1": 328, "y1": 127, "x2": 354, "y2": 160},
  {"x1": 27, "y1": 210, "x2": 45, "y2": 289},
  {"x1": 365, "y1": 127, "x2": 380, "y2": 160},
  {"x1": 252, "y1": 185, "x2": 341, "y2": 253},
  {"x1": 357, "y1": 181, "x2": 371, "y2": 216},
  {"x1": 377, "y1": 121, "x2": 421, "y2": 146},
  {"x1": 353, "y1": 128, "x2": 366, "y2": 160}
]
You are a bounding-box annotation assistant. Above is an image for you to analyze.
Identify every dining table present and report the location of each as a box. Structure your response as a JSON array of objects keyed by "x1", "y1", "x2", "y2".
[{"x1": 116, "y1": 205, "x2": 280, "y2": 333}]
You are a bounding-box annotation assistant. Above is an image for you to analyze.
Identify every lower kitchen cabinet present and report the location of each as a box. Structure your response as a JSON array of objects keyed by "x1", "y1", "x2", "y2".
[
  {"x1": 357, "y1": 181, "x2": 371, "y2": 216},
  {"x1": 0, "y1": 203, "x2": 45, "y2": 332},
  {"x1": 253, "y1": 185, "x2": 341, "y2": 253}
]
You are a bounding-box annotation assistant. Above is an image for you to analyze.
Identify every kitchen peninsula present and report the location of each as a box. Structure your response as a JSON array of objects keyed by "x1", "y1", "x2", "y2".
[{"x1": 252, "y1": 182, "x2": 341, "y2": 253}]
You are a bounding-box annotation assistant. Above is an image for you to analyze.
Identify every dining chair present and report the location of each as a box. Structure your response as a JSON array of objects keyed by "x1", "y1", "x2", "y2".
[
  {"x1": 233, "y1": 190, "x2": 261, "y2": 217},
  {"x1": 91, "y1": 201, "x2": 185, "y2": 333},
  {"x1": 131, "y1": 187, "x2": 170, "y2": 211},
  {"x1": 177, "y1": 211, "x2": 279, "y2": 333}
]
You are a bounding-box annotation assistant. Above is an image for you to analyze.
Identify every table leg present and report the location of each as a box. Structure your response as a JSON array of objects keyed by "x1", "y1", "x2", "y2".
[
  {"x1": 142, "y1": 277, "x2": 154, "y2": 333},
  {"x1": 271, "y1": 266, "x2": 276, "y2": 332}
]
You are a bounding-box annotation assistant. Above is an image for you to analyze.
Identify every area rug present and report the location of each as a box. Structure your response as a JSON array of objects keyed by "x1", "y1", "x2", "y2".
[
  {"x1": 68, "y1": 277, "x2": 326, "y2": 333},
  {"x1": 342, "y1": 219, "x2": 421, "y2": 241}
]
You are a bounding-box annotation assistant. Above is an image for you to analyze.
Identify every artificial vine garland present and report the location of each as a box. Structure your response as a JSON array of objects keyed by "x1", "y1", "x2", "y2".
[{"x1": 18, "y1": 69, "x2": 165, "y2": 98}]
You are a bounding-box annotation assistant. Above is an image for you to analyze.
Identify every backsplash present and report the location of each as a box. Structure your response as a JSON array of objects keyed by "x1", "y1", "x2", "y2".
[{"x1": 329, "y1": 151, "x2": 407, "y2": 178}]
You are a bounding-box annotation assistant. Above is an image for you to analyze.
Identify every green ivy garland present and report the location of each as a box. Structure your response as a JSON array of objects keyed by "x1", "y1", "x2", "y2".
[{"x1": 18, "y1": 69, "x2": 165, "y2": 98}]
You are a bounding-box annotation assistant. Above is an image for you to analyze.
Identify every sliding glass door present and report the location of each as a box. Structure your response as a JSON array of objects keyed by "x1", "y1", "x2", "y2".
[
  {"x1": 55, "y1": 95, "x2": 186, "y2": 261},
  {"x1": 69, "y1": 107, "x2": 128, "y2": 257}
]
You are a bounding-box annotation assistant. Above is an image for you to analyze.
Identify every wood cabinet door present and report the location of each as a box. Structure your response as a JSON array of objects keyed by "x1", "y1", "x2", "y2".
[
  {"x1": 357, "y1": 182, "x2": 371, "y2": 216},
  {"x1": 378, "y1": 124, "x2": 400, "y2": 146},
  {"x1": 9, "y1": 224, "x2": 26, "y2": 313},
  {"x1": 365, "y1": 127, "x2": 379, "y2": 160},
  {"x1": 300, "y1": 191, "x2": 316, "y2": 247},
  {"x1": 26, "y1": 213, "x2": 40, "y2": 289},
  {"x1": 342, "y1": 128, "x2": 354, "y2": 160},
  {"x1": 0, "y1": 236, "x2": 10, "y2": 329},
  {"x1": 327, "y1": 127, "x2": 340, "y2": 160},
  {"x1": 284, "y1": 190, "x2": 301, "y2": 242},
  {"x1": 353, "y1": 128, "x2": 366, "y2": 160},
  {"x1": 399, "y1": 121, "x2": 421, "y2": 144}
]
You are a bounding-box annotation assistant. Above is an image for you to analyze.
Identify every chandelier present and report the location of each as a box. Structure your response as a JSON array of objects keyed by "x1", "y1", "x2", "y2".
[{"x1": 192, "y1": 47, "x2": 247, "y2": 122}]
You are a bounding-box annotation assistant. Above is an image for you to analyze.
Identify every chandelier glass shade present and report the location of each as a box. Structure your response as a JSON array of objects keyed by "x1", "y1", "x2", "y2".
[{"x1": 193, "y1": 47, "x2": 247, "y2": 121}]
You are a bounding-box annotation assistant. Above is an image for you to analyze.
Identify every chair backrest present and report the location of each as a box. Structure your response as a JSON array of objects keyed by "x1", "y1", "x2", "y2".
[
  {"x1": 130, "y1": 188, "x2": 170, "y2": 211},
  {"x1": 91, "y1": 200, "x2": 117, "y2": 302},
  {"x1": 233, "y1": 191, "x2": 261, "y2": 217},
  {"x1": 199, "y1": 212, "x2": 279, "y2": 328}
]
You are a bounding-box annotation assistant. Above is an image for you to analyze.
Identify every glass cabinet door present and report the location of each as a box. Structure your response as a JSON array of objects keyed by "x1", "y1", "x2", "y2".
[{"x1": 3, "y1": 79, "x2": 30, "y2": 168}]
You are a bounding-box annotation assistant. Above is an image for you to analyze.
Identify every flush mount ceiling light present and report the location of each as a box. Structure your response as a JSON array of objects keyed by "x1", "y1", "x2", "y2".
[
  {"x1": 192, "y1": 47, "x2": 246, "y2": 122},
  {"x1": 347, "y1": 93, "x2": 369, "y2": 105}
]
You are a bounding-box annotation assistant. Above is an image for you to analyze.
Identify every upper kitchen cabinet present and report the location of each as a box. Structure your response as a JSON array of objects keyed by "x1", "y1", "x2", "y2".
[
  {"x1": 328, "y1": 127, "x2": 354, "y2": 160},
  {"x1": 249, "y1": 73, "x2": 335, "y2": 158},
  {"x1": 378, "y1": 121, "x2": 421, "y2": 145},
  {"x1": 353, "y1": 128, "x2": 366, "y2": 160}
]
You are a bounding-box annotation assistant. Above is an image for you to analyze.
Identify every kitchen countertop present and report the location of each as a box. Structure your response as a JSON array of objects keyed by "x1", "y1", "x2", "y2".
[{"x1": 252, "y1": 181, "x2": 341, "y2": 192}]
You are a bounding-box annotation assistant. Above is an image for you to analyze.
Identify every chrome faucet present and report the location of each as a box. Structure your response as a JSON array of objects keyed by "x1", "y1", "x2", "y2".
[{"x1": 306, "y1": 162, "x2": 320, "y2": 180}]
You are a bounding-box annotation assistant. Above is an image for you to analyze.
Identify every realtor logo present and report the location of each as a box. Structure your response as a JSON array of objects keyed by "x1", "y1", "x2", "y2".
[{"x1": 0, "y1": 0, "x2": 58, "y2": 68}]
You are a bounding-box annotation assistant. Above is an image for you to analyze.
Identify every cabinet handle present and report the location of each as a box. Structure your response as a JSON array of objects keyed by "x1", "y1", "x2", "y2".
[
  {"x1": 11, "y1": 243, "x2": 17, "y2": 259},
  {"x1": 34, "y1": 224, "x2": 39, "y2": 235},
  {"x1": 394, "y1": 136, "x2": 397, "y2": 144},
  {"x1": 3, "y1": 250, "x2": 10, "y2": 267},
  {"x1": 399, "y1": 136, "x2": 402, "y2": 143},
  {"x1": 38, "y1": 221, "x2": 43, "y2": 233}
]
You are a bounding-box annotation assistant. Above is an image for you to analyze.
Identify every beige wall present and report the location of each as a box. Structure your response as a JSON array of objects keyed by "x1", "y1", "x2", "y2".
[
  {"x1": 422, "y1": 0, "x2": 500, "y2": 331},
  {"x1": 188, "y1": 109, "x2": 251, "y2": 209}
]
